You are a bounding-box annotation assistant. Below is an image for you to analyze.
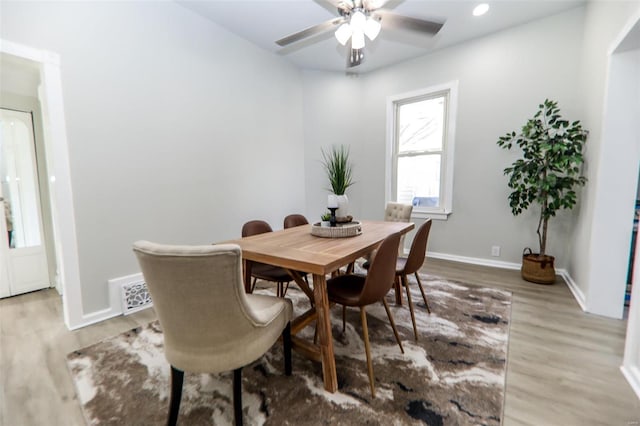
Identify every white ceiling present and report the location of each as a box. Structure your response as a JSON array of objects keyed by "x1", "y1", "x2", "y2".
[{"x1": 177, "y1": 0, "x2": 586, "y2": 73}]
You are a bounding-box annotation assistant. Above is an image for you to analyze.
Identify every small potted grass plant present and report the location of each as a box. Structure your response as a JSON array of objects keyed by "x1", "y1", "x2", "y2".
[{"x1": 321, "y1": 145, "x2": 354, "y2": 218}]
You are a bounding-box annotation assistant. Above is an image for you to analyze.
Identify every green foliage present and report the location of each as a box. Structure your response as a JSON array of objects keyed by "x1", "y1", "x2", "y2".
[
  {"x1": 497, "y1": 99, "x2": 588, "y2": 256},
  {"x1": 320, "y1": 212, "x2": 332, "y2": 221},
  {"x1": 321, "y1": 145, "x2": 354, "y2": 195}
]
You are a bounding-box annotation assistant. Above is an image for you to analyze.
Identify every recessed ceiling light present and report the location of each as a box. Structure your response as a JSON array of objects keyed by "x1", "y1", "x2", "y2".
[{"x1": 473, "y1": 3, "x2": 490, "y2": 17}]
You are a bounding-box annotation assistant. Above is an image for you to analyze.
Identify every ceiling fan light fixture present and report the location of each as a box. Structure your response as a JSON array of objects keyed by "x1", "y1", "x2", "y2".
[
  {"x1": 473, "y1": 3, "x2": 490, "y2": 16},
  {"x1": 335, "y1": 22, "x2": 352, "y2": 45},
  {"x1": 351, "y1": 29, "x2": 365, "y2": 49},
  {"x1": 364, "y1": 17, "x2": 381, "y2": 40},
  {"x1": 350, "y1": 10, "x2": 366, "y2": 32}
]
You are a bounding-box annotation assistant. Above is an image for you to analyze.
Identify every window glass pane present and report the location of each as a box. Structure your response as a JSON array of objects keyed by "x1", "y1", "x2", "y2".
[
  {"x1": 397, "y1": 154, "x2": 441, "y2": 207},
  {"x1": 398, "y1": 96, "x2": 445, "y2": 153}
]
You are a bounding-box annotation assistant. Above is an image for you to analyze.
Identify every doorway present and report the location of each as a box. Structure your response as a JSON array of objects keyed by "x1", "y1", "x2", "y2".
[{"x1": 0, "y1": 108, "x2": 51, "y2": 297}]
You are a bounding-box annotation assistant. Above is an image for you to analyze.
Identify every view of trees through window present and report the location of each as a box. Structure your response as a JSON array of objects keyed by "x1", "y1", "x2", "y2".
[{"x1": 395, "y1": 95, "x2": 446, "y2": 208}]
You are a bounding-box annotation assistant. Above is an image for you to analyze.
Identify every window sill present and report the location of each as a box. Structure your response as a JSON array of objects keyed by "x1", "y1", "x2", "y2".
[{"x1": 411, "y1": 210, "x2": 451, "y2": 221}]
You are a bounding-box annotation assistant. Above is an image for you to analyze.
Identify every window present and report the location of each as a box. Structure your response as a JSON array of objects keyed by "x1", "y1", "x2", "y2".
[{"x1": 386, "y1": 81, "x2": 458, "y2": 220}]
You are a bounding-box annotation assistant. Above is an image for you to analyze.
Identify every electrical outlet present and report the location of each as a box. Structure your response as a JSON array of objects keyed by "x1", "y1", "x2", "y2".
[{"x1": 491, "y1": 246, "x2": 501, "y2": 257}]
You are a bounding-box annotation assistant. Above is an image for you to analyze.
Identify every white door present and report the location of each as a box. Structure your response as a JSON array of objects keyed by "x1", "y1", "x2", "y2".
[{"x1": 0, "y1": 108, "x2": 50, "y2": 297}]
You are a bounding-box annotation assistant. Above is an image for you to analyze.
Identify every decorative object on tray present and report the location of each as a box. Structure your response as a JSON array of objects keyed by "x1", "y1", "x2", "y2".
[
  {"x1": 497, "y1": 99, "x2": 588, "y2": 284},
  {"x1": 320, "y1": 212, "x2": 331, "y2": 227},
  {"x1": 322, "y1": 145, "x2": 354, "y2": 218},
  {"x1": 311, "y1": 220, "x2": 362, "y2": 238}
]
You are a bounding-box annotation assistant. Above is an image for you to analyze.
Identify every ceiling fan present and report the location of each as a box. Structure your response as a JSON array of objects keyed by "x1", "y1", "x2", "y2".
[{"x1": 275, "y1": 0, "x2": 445, "y2": 68}]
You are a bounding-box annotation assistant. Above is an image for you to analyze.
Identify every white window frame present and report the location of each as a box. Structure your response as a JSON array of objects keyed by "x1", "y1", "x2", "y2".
[{"x1": 385, "y1": 81, "x2": 458, "y2": 220}]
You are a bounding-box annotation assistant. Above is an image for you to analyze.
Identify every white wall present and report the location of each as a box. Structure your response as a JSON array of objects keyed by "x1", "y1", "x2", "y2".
[
  {"x1": 0, "y1": 2, "x2": 305, "y2": 313},
  {"x1": 304, "y1": 8, "x2": 586, "y2": 266},
  {"x1": 568, "y1": 0, "x2": 640, "y2": 316},
  {"x1": 302, "y1": 71, "x2": 363, "y2": 222}
]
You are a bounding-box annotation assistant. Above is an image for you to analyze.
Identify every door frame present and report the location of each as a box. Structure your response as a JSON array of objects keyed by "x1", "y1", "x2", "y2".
[{"x1": 0, "y1": 39, "x2": 84, "y2": 329}]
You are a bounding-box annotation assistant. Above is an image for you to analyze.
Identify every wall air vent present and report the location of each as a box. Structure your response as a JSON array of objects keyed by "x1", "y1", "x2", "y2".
[{"x1": 120, "y1": 280, "x2": 153, "y2": 315}]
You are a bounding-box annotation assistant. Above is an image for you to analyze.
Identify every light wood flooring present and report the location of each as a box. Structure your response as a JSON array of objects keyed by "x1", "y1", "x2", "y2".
[{"x1": 1, "y1": 258, "x2": 639, "y2": 425}]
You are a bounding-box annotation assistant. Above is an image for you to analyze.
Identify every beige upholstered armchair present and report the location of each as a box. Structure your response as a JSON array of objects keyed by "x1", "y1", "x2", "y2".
[{"x1": 133, "y1": 241, "x2": 293, "y2": 426}]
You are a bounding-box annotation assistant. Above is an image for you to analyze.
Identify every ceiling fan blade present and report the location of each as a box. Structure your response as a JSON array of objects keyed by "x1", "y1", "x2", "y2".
[
  {"x1": 364, "y1": 0, "x2": 389, "y2": 10},
  {"x1": 375, "y1": 10, "x2": 444, "y2": 35},
  {"x1": 321, "y1": 0, "x2": 354, "y2": 12},
  {"x1": 276, "y1": 17, "x2": 344, "y2": 47}
]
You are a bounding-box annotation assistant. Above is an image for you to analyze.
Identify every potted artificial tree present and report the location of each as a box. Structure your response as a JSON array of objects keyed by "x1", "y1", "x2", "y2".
[
  {"x1": 497, "y1": 99, "x2": 588, "y2": 284},
  {"x1": 321, "y1": 145, "x2": 354, "y2": 219}
]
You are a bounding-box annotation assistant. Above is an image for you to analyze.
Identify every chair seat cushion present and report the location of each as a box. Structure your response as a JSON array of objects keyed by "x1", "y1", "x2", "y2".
[
  {"x1": 251, "y1": 262, "x2": 292, "y2": 282},
  {"x1": 245, "y1": 293, "x2": 293, "y2": 326},
  {"x1": 327, "y1": 274, "x2": 366, "y2": 306},
  {"x1": 363, "y1": 258, "x2": 408, "y2": 275}
]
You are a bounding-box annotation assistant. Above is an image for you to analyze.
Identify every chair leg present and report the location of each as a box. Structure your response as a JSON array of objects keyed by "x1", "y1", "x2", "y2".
[
  {"x1": 394, "y1": 275, "x2": 403, "y2": 306},
  {"x1": 414, "y1": 272, "x2": 431, "y2": 314},
  {"x1": 342, "y1": 305, "x2": 347, "y2": 333},
  {"x1": 346, "y1": 262, "x2": 355, "y2": 274},
  {"x1": 233, "y1": 368, "x2": 243, "y2": 426},
  {"x1": 283, "y1": 323, "x2": 292, "y2": 376},
  {"x1": 168, "y1": 366, "x2": 184, "y2": 426},
  {"x1": 402, "y1": 274, "x2": 419, "y2": 341},
  {"x1": 360, "y1": 307, "x2": 376, "y2": 398},
  {"x1": 381, "y1": 298, "x2": 404, "y2": 354},
  {"x1": 250, "y1": 277, "x2": 258, "y2": 293},
  {"x1": 282, "y1": 281, "x2": 290, "y2": 297}
]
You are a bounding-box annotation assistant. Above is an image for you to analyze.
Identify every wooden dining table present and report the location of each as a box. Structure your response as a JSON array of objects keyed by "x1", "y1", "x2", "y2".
[{"x1": 224, "y1": 220, "x2": 414, "y2": 393}]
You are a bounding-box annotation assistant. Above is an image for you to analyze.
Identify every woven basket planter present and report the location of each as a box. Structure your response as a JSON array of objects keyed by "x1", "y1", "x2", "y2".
[{"x1": 521, "y1": 248, "x2": 556, "y2": 284}]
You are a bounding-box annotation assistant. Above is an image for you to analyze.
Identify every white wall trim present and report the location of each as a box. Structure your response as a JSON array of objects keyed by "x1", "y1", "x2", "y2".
[
  {"x1": 427, "y1": 250, "x2": 521, "y2": 270},
  {"x1": 607, "y1": 7, "x2": 640, "y2": 56},
  {"x1": 67, "y1": 272, "x2": 150, "y2": 330},
  {"x1": 69, "y1": 307, "x2": 121, "y2": 331},
  {"x1": 558, "y1": 268, "x2": 588, "y2": 312},
  {"x1": 620, "y1": 365, "x2": 640, "y2": 400},
  {"x1": 1, "y1": 39, "x2": 83, "y2": 329}
]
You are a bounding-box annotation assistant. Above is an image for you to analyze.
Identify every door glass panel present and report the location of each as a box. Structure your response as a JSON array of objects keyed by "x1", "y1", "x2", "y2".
[{"x1": 0, "y1": 110, "x2": 42, "y2": 249}]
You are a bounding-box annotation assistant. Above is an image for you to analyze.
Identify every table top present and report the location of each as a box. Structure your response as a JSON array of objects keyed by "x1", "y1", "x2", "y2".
[{"x1": 224, "y1": 220, "x2": 414, "y2": 275}]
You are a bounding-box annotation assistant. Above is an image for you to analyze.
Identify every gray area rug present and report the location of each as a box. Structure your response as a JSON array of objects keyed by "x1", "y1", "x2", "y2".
[{"x1": 67, "y1": 274, "x2": 511, "y2": 425}]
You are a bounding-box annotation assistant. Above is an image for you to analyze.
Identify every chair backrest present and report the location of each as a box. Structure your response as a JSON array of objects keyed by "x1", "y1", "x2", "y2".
[
  {"x1": 132, "y1": 241, "x2": 259, "y2": 371},
  {"x1": 358, "y1": 232, "x2": 401, "y2": 306},
  {"x1": 283, "y1": 214, "x2": 308, "y2": 229},
  {"x1": 242, "y1": 220, "x2": 273, "y2": 237},
  {"x1": 384, "y1": 202, "x2": 413, "y2": 222},
  {"x1": 403, "y1": 219, "x2": 432, "y2": 275},
  {"x1": 384, "y1": 202, "x2": 413, "y2": 255}
]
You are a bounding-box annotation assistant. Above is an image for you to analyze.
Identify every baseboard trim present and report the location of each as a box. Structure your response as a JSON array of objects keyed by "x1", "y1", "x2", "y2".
[
  {"x1": 68, "y1": 272, "x2": 147, "y2": 330},
  {"x1": 621, "y1": 365, "x2": 640, "y2": 400},
  {"x1": 69, "y1": 307, "x2": 121, "y2": 331},
  {"x1": 427, "y1": 251, "x2": 521, "y2": 270},
  {"x1": 557, "y1": 268, "x2": 587, "y2": 311}
]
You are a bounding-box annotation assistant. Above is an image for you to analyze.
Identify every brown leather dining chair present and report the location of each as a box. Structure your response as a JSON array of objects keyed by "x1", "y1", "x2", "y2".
[
  {"x1": 133, "y1": 241, "x2": 292, "y2": 426},
  {"x1": 395, "y1": 219, "x2": 433, "y2": 341},
  {"x1": 242, "y1": 220, "x2": 294, "y2": 297},
  {"x1": 326, "y1": 232, "x2": 404, "y2": 398},
  {"x1": 283, "y1": 214, "x2": 308, "y2": 228}
]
